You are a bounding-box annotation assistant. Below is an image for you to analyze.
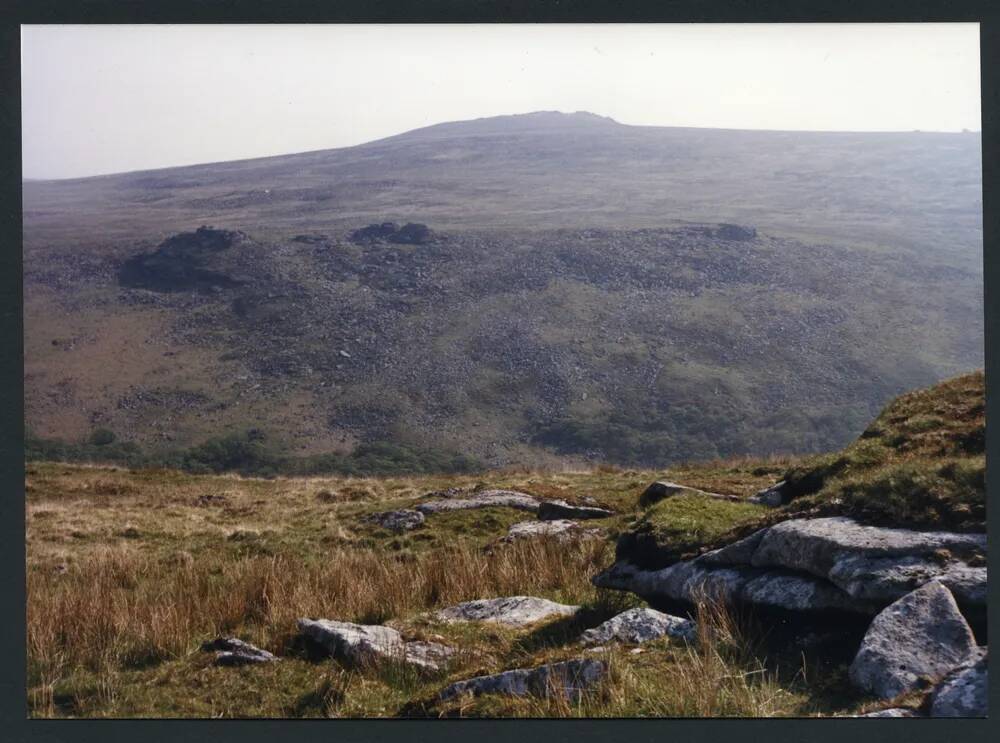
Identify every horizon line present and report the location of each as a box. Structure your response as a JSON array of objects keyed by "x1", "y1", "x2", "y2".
[{"x1": 22, "y1": 110, "x2": 983, "y2": 183}]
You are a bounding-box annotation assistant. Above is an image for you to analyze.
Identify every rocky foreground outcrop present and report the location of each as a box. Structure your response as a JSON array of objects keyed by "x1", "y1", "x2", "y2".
[
  {"x1": 596, "y1": 511, "x2": 988, "y2": 715},
  {"x1": 595, "y1": 517, "x2": 986, "y2": 615}
]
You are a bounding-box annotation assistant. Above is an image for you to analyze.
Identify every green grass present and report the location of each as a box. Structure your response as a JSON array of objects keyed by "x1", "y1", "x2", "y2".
[{"x1": 613, "y1": 371, "x2": 987, "y2": 569}]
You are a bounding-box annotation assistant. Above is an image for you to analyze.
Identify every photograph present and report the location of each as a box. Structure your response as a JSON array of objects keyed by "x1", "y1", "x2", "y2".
[{"x1": 19, "y1": 22, "x2": 986, "y2": 719}]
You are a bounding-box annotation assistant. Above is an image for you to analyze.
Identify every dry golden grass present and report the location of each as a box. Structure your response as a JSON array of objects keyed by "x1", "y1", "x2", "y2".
[
  {"x1": 26, "y1": 460, "x2": 851, "y2": 718},
  {"x1": 27, "y1": 537, "x2": 607, "y2": 696}
]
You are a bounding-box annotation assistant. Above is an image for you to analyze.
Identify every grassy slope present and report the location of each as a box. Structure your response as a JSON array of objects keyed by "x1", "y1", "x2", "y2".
[
  {"x1": 23, "y1": 225, "x2": 983, "y2": 469},
  {"x1": 26, "y1": 460, "x2": 834, "y2": 718},
  {"x1": 619, "y1": 371, "x2": 986, "y2": 569},
  {"x1": 32, "y1": 369, "x2": 984, "y2": 719}
]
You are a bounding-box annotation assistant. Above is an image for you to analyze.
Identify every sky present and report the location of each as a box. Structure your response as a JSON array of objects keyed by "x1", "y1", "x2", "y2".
[{"x1": 21, "y1": 23, "x2": 981, "y2": 180}]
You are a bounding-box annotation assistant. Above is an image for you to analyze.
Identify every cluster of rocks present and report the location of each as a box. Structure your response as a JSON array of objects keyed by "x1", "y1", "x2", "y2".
[
  {"x1": 366, "y1": 487, "x2": 616, "y2": 544},
  {"x1": 429, "y1": 595, "x2": 700, "y2": 702},
  {"x1": 595, "y1": 514, "x2": 988, "y2": 716},
  {"x1": 349, "y1": 222, "x2": 434, "y2": 245},
  {"x1": 200, "y1": 591, "x2": 700, "y2": 709}
]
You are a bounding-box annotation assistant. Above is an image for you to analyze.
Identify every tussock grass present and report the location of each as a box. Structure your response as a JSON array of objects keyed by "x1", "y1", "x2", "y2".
[{"x1": 28, "y1": 538, "x2": 608, "y2": 692}]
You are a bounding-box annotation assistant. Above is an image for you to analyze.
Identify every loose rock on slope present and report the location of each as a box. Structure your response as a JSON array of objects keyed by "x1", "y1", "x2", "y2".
[
  {"x1": 439, "y1": 659, "x2": 607, "y2": 701},
  {"x1": 848, "y1": 581, "x2": 978, "y2": 699},
  {"x1": 594, "y1": 552, "x2": 877, "y2": 614},
  {"x1": 297, "y1": 618, "x2": 454, "y2": 672},
  {"x1": 435, "y1": 596, "x2": 579, "y2": 627},
  {"x1": 638, "y1": 481, "x2": 742, "y2": 508},
  {"x1": 364, "y1": 509, "x2": 425, "y2": 532},
  {"x1": 416, "y1": 490, "x2": 540, "y2": 514},
  {"x1": 504, "y1": 519, "x2": 603, "y2": 541},
  {"x1": 201, "y1": 637, "x2": 279, "y2": 666},
  {"x1": 579, "y1": 607, "x2": 696, "y2": 646},
  {"x1": 537, "y1": 500, "x2": 614, "y2": 520}
]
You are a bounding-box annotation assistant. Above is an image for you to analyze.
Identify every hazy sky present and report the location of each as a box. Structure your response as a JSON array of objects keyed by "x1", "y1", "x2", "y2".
[{"x1": 22, "y1": 23, "x2": 981, "y2": 180}]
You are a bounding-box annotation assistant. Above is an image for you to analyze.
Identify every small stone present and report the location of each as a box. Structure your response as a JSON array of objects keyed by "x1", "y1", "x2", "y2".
[
  {"x1": 297, "y1": 618, "x2": 454, "y2": 672},
  {"x1": 859, "y1": 708, "x2": 919, "y2": 717},
  {"x1": 201, "y1": 637, "x2": 278, "y2": 666},
  {"x1": 580, "y1": 607, "x2": 696, "y2": 646},
  {"x1": 537, "y1": 500, "x2": 614, "y2": 520},
  {"x1": 750, "y1": 481, "x2": 786, "y2": 506},
  {"x1": 639, "y1": 481, "x2": 692, "y2": 507},
  {"x1": 439, "y1": 659, "x2": 607, "y2": 701},
  {"x1": 505, "y1": 520, "x2": 602, "y2": 541},
  {"x1": 365, "y1": 509, "x2": 425, "y2": 533}
]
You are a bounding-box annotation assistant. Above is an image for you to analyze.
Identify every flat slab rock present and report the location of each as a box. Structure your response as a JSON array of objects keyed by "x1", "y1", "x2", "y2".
[
  {"x1": 593, "y1": 555, "x2": 878, "y2": 614},
  {"x1": 580, "y1": 607, "x2": 696, "y2": 646},
  {"x1": 930, "y1": 648, "x2": 988, "y2": 717},
  {"x1": 416, "y1": 490, "x2": 539, "y2": 514},
  {"x1": 537, "y1": 500, "x2": 614, "y2": 520},
  {"x1": 640, "y1": 480, "x2": 742, "y2": 506},
  {"x1": 297, "y1": 618, "x2": 454, "y2": 672},
  {"x1": 748, "y1": 517, "x2": 986, "y2": 606},
  {"x1": 201, "y1": 637, "x2": 278, "y2": 666},
  {"x1": 364, "y1": 509, "x2": 425, "y2": 532},
  {"x1": 505, "y1": 519, "x2": 603, "y2": 541},
  {"x1": 439, "y1": 658, "x2": 607, "y2": 701},
  {"x1": 849, "y1": 581, "x2": 979, "y2": 699},
  {"x1": 435, "y1": 596, "x2": 579, "y2": 627},
  {"x1": 858, "y1": 708, "x2": 920, "y2": 718},
  {"x1": 681, "y1": 516, "x2": 987, "y2": 610}
]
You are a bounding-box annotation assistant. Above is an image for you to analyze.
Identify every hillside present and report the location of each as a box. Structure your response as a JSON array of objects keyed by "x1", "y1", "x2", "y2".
[{"x1": 22, "y1": 112, "x2": 984, "y2": 468}]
